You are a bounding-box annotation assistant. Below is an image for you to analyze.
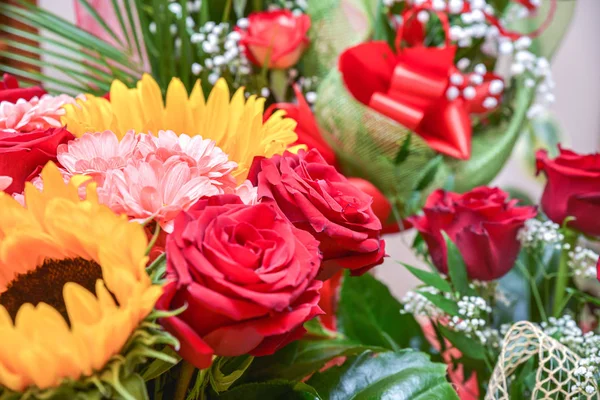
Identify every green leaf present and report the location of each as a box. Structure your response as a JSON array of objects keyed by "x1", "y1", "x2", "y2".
[
  {"x1": 209, "y1": 356, "x2": 254, "y2": 393},
  {"x1": 337, "y1": 272, "x2": 428, "y2": 351},
  {"x1": 418, "y1": 291, "x2": 459, "y2": 316},
  {"x1": 414, "y1": 155, "x2": 443, "y2": 191},
  {"x1": 394, "y1": 134, "x2": 412, "y2": 165},
  {"x1": 308, "y1": 350, "x2": 459, "y2": 400},
  {"x1": 304, "y1": 318, "x2": 339, "y2": 339},
  {"x1": 140, "y1": 346, "x2": 180, "y2": 381},
  {"x1": 119, "y1": 373, "x2": 149, "y2": 400},
  {"x1": 76, "y1": 0, "x2": 125, "y2": 47},
  {"x1": 442, "y1": 232, "x2": 476, "y2": 297},
  {"x1": 437, "y1": 325, "x2": 486, "y2": 360},
  {"x1": 242, "y1": 339, "x2": 385, "y2": 382},
  {"x1": 402, "y1": 263, "x2": 452, "y2": 293},
  {"x1": 210, "y1": 380, "x2": 320, "y2": 400}
]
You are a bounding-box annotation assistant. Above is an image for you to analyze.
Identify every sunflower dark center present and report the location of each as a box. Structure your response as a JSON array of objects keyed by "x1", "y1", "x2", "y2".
[{"x1": 0, "y1": 257, "x2": 103, "y2": 323}]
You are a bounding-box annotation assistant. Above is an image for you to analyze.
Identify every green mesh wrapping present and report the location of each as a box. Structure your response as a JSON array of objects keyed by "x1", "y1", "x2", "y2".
[
  {"x1": 314, "y1": 70, "x2": 536, "y2": 216},
  {"x1": 305, "y1": 0, "x2": 377, "y2": 77}
]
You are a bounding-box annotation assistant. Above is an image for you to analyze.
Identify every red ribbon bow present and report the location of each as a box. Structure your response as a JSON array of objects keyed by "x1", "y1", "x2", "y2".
[{"x1": 339, "y1": 7, "x2": 505, "y2": 160}]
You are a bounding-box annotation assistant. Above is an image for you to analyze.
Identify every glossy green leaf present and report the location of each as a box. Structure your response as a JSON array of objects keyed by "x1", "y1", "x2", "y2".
[
  {"x1": 418, "y1": 291, "x2": 459, "y2": 316},
  {"x1": 242, "y1": 338, "x2": 384, "y2": 382},
  {"x1": 308, "y1": 350, "x2": 459, "y2": 400},
  {"x1": 210, "y1": 380, "x2": 321, "y2": 400},
  {"x1": 402, "y1": 263, "x2": 452, "y2": 293},
  {"x1": 437, "y1": 325, "x2": 486, "y2": 360},
  {"x1": 337, "y1": 272, "x2": 428, "y2": 351},
  {"x1": 443, "y1": 232, "x2": 476, "y2": 297}
]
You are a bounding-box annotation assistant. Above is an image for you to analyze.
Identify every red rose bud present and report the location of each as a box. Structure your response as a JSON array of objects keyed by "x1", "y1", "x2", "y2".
[
  {"x1": 252, "y1": 149, "x2": 385, "y2": 279},
  {"x1": 537, "y1": 146, "x2": 600, "y2": 236},
  {"x1": 265, "y1": 85, "x2": 337, "y2": 166},
  {"x1": 0, "y1": 127, "x2": 74, "y2": 194},
  {"x1": 0, "y1": 73, "x2": 46, "y2": 103},
  {"x1": 237, "y1": 10, "x2": 310, "y2": 69},
  {"x1": 157, "y1": 195, "x2": 323, "y2": 368},
  {"x1": 408, "y1": 187, "x2": 537, "y2": 281}
]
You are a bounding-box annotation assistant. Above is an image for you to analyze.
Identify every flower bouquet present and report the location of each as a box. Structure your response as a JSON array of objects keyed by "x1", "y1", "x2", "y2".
[{"x1": 0, "y1": 0, "x2": 591, "y2": 399}]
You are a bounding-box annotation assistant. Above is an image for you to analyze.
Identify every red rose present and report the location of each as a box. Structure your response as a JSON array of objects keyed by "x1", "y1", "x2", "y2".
[
  {"x1": 157, "y1": 195, "x2": 323, "y2": 368},
  {"x1": 0, "y1": 127, "x2": 74, "y2": 194},
  {"x1": 0, "y1": 74, "x2": 46, "y2": 103},
  {"x1": 265, "y1": 85, "x2": 337, "y2": 166},
  {"x1": 317, "y1": 271, "x2": 343, "y2": 331},
  {"x1": 408, "y1": 187, "x2": 536, "y2": 281},
  {"x1": 238, "y1": 10, "x2": 310, "y2": 69},
  {"x1": 251, "y1": 149, "x2": 385, "y2": 278},
  {"x1": 536, "y1": 147, "x2": 600, "y2": 236}
]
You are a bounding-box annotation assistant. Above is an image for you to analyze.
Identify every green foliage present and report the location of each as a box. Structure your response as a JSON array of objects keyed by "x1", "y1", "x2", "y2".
[
  {"x1": 241, "y1": 338, "x2": 385, "y2": 383},
  {"x1": 209, "y1": 380, "x2": 321, "y2": 400},
  {"x1": 0, "y1": 0, "x2": 142, "y2": 95},
  {"x1": 402, "y1": 263, "x2": 452, "y2": 293},
  {"x1": 336, "y1": 271, "x2": 428, "y2": 352},
  {"x1": 443, "y1": 232, "x2": 477, "y2": 297},
  {"x1": 209, "y1": 356, "x2": 254, "y2": 393},
  {"x1": 307, "y1": 350, "x2": 460, "y2": 400}
]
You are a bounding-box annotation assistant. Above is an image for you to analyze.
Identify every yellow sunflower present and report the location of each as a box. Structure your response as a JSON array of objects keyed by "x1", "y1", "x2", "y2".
[
  {"x1": 0, "y1": 163, "x2": 162, "y2": 393},
  {"x1": 61, "y1": 75, "x2": 299, "y2": 181}
]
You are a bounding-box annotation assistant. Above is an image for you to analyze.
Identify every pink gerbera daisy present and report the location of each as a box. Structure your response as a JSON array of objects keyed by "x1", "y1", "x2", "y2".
[
  {"x1": 138, "y1": 130, "x2": 238, "y2": 189},
  {"x1": 57, "y1": 130, "x2": 139, "y2": 179},
  {"x1": 0, "y1": 94, "x2": 76, "y2": 132},
  {"x1": 100, "y1": 157, "x2": 219, "y2": 232}
]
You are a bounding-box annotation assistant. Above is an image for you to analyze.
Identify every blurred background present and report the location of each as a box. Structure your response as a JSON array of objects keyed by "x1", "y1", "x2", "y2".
[{"x1": 13, "y1": 0, "x2": 600, "y2": 298}]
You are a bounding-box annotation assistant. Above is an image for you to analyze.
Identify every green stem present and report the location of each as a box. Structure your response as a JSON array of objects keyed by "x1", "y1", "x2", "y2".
[
  {"x1": 222, "y1": 0, "x2": 232, "y2": 22},
  {"x1": 174, "y1": 360, "x2": 196, "y2": 400},
  {"x1": 552, "y1": 230, "x2": 577, "y2": 317},
  {"x1": 145, "y1": 222, "x2": 162, "y2": 256},
  {"x1": 516, "y1": 260, "x2": 547, "y2": 322}
]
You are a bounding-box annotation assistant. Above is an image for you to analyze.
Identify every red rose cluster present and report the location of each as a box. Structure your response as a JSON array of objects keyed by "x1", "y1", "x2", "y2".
[
  {"x1": 410, "y1": 187, "x2": 537, "y2": 281},
  {"x1": 157, "y1": 152, "x2": 385, "y2": 366}
]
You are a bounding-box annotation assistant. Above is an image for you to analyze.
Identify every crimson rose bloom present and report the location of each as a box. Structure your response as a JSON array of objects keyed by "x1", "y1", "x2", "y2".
[
  {"x1": 408, "y1": 187, "x2": 537, "y2": 281},
  {"x1": 0, "y1": 73, "x2": 46, "y2": 103},
  {"x1": 157, "y1": 195, "x2": 323, "y2": 369},
  {"x1": 536, "y1": 146, "x2": 600, "y2": 236},
  {"x1": 0, "y1": 127, "x2": 73, "y2": 194},
  {"x1": 252, "y1": 149, "x2": 385, "y2": 278},
  {"x1": 238, "y1": 10, "x2": 310, "y2": 69}
]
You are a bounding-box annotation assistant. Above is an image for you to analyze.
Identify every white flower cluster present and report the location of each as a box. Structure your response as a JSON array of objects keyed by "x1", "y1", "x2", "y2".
[
  {"x1": 572, "y1": 360, "x2": 598, "y2": 395},
  {"x1": 190, "y1": 20, "x2": 251, "y2": 85},
  {"x1": 518, "y1": 218, "x2": 564, "y2": 248},
  {"x1": 445, "y1": 64, "x2": 504, "y2": 111},
  {"x1": 449, "y1": 295, "x2": 492, "y2": 335},
  {"x1": 401, "y1": 286, "x2": 446, "y2": 318},
  {"x1": 569, "y1": 247, "x2": 599, "y2": 279}
]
